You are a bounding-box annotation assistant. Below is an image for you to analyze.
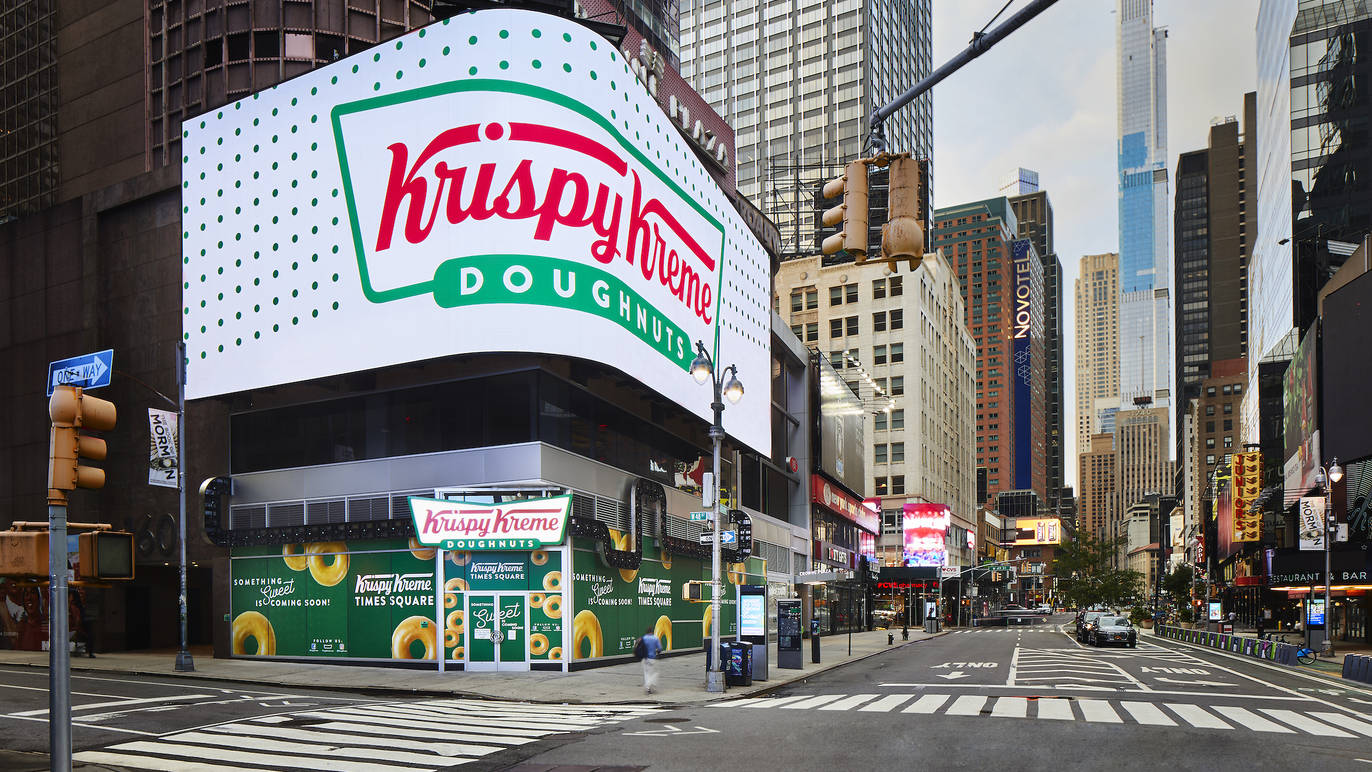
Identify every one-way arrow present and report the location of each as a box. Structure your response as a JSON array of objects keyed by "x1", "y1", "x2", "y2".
[
  {"x1": 936, "y1": 671, "x2": 968, "y2": 680},
  {"x1": 624, "y1": 725, "x2": 721, "y2": 737}
]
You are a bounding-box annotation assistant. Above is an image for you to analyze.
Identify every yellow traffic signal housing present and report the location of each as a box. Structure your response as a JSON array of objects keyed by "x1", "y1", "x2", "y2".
[
  {"x1": 0, "y1": 531, "x2": 48, "y2": 577},
  {"x1": 881, "y1": 154, "x2": 926, "y2": 271},
  {"x1": 79, "y1": 531, "x2": 135, "y2": 581},
  {"x1": 820, "y1": 159, "x2": 870, "y2": 260},
  {"x1": 48, "y1": 385, "x2": 117, "y2": 502},
  {"x1": 683, "y1": 580, "x2": 709, "y2": 602}
]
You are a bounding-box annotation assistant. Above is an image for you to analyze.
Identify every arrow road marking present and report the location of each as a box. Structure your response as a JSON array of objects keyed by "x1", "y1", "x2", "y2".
[
  {"x1": 936, "y1": 672, "x2": 968, "y2": 680},
  {"x1": 624, "y1": 725, "x2": 720, "y2": 737}
]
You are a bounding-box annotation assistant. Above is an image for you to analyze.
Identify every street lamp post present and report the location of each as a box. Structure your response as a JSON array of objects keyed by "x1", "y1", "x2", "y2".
[
  {"x1": 1316, "y1": 458, "x2": 1344, "y2": 657},
  {"x1": 690, "y1": 340, "x2": 743, "y2": 693}
]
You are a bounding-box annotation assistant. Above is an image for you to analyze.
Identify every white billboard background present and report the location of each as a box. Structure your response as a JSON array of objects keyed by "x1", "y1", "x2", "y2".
[{"x1": 182, "y1": 9, "x2": 771, "y2": 454}]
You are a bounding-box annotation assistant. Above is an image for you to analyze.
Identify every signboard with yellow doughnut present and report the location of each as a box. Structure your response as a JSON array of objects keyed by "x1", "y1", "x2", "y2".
[
  {"x1": 569, "y1": 529, "x2": 765, "y2": 662},
  {"x1": 230, "y1": 537, "x2": 440, "y2": 660}
]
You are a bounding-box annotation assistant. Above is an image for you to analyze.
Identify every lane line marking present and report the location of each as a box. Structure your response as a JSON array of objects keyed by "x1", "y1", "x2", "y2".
[{"x1": 10, "y1": 693, "x2": 217, "y2": 717}]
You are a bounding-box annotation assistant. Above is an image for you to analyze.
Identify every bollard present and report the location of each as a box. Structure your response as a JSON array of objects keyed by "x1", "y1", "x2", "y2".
[{"x1": 888, "y1": 633, "x2": 894, "y2": 646}]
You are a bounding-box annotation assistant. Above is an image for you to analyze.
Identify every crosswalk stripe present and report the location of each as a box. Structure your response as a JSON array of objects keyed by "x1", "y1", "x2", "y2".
[
  {"x1": 285, "y1": 719, "x2": 513, "y2": 750},
  {"x1": 944, "y1": 695, "x2": 987, "y2": 716},
  {"x1": 164, "y1": 731, "x2": 454, "y2": 766},
  {"x1": 299, "y1": 708, "x2": 551, "y2": 738},
  {"x1": 780, "y1": 695, "x2": 846, "y2": 710},
  {"x1": 1119, "y1": 702, "x2": 1176, "y2": 726},
  {"x1": 820, "y1": 694, "x2": 880, "y2": 711},
  {"x1": 1212, "y1": 706, "x2": 1293, "y2": 733},
  {"x1": 1310, "y1": 712, "x2": 1372, "y2": 737},
  {"x1": 205, "y1": 721, "x2": 528, "y2": 755},
  {"x1": 1260, "y1": 709, "x2": 1356, "y2": 737},
  {"x1": 741, "y1": 695, "x2": 812, "y2": 709},
  {"x1": 71, "y1": 751, "x2": 267, "y2": 772},
  {"x1": 96, "y1": 741, "x2": 421, "y2": 772},
  {"x1": 713, "y1": 697, "x2": 770, "y2": 708},
  {"x1": 322, "y1": 706, "x2": 576, "y2": 734},
  {"x1": 990, "y1": 697, "x2": 1028, "y2": 718},
  {"x1": 902, "y1": 694, "x2": 952, "y2": 714},
  {"x1": 341, "y1": 705, "x2": 600, "y2": 730},
  {"x1": 1165, "y1": 704, "x2": 1231, "y2": 729},
  {"x1": 859, "y1": 695, "x2": 914, "y2": 712},
  {"x1": 1035, "y1": 698, "x2": 1074, "y2": 720},
  {"x1": 1077, "y1": 700, "x2": 1122, "y2": 723}
]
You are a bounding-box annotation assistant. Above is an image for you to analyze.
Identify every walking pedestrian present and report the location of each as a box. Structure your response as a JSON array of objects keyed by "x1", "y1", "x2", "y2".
[
  {"x1": 638, "y1": 624, "x2": 663, "y2": 695},
  {"x1": 1255, "y1": 613, "x2": 1266, "y2": 640}
]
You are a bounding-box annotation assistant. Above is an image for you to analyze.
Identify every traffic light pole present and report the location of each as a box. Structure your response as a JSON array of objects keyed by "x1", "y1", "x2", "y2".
[
  {"x1": 866, "y1": 0, "x2": 1059, "y2": 153},
  {"x1": 175, "y1": 341, "x2": 194, "y2": 672},
  {"x1": 48, "y1": 500, "x2": 71, "y2": 771}
]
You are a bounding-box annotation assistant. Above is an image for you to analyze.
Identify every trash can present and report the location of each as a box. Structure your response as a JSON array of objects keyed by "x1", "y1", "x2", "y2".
[{"x1": 722, "y1": 642, "x2": 752, "y2": 687}]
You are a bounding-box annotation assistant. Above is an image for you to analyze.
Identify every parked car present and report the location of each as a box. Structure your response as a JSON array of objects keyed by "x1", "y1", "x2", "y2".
[
  {"x1": 1089, "y1": 615, "x2": 1138, "y2": 648},
  {"x1": 1076, "y1": 610, "x2": 1109, "y2": 642},
  {"x1": 1033, "y1": 605, "x2": 1052, "y2": 614}
]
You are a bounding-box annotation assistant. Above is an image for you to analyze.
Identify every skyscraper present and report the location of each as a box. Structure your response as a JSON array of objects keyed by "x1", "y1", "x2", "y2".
[
  {"x1": 1115, "y1": 0, "x2": 1170, "y2": 409},
  {"x1": 1079, "y1": 433, "x2": 1116, "y2": 541},
  {"x1": 933, "y1": 198, "x2": 1046, "y2": 504},
  {"x1": 1010, "y1": 187, "x2": 1065, "y2": 506},
  {"x1": 1173, "y1": 98, "x2": 1254, "y2": 413},
  {"x1": 1113, "y1": 405, "x2": 1173, "y2": 554},
  {"x1": 1075, "y1": 253, "x2": 1120, "y2": 453},
  {"x1": 679, "y1": 0, "x2": 932, "y2": 257}
]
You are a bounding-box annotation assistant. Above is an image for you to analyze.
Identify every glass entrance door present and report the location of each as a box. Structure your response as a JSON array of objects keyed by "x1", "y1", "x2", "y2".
[{"x1": 465, "y1": 593, "x2": 529, "y2": 671}]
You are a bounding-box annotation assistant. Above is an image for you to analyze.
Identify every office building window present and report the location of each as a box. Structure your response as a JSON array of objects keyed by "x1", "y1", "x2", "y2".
[
  {"x1": 890, "y1": 343, "x2": 904, "y2": 363},
  {"x1": 890, "y1": 276, "x2": 903, "y2": 296},
  {"x1": 875, "y1": 444, "x2": 888, "y2": 464},
  {"x1": 806, "y1": 323, "x2": 818, "y2": 342},
  {"x1": 874, "y1": 412, "x2": 887, "y2": 431},
  {"x1": 890, "y1": 376, "x2": 904, "y2": 396},
  {"x1": 846, "y1": 316, "x2": 859, "y2": 336},
  {"x1": 891, "y1": 409, "x2": 905, "y2": 429},
  {"x1": 891, "y1": 475, "x2": 905, "y2": 495},
  {"x1": 874, "y1": 345, "x2": 887, "y2": 365},
  {"x1": 830, "y1": 319, "x2": 843, "y2": 338},
  {"x1": 873, "y1": 279, "x2": 887, "y2": 299},
  {"x1": 830, "y1": 286, "x2": 843, "y2": 306},
  {"x1": 890, "y1": 309, "x2": 903, "y2": 330},
  {"x1": 891, "y1": 442, "x2": 904, "y2": 462},
  {"x1": 846, "y1": 283, "x2": 858, "y2": 303},
  {"x1": 873, "y1": 312, "x2": 887, "y2": 332}
]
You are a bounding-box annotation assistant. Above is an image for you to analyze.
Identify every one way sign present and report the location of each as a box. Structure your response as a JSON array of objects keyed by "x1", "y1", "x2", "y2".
[
  {"x1": 698, "y1": 531, "x2": 737, "y2": 546},
  {"x1": 46, "y1": 349, "x2": 114, "y2": 396}
]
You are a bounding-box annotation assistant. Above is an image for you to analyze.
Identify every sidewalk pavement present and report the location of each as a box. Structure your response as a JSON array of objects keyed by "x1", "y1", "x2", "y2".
[{"x1": 0, "y1": 628, "x2": 941, "y2": 706}]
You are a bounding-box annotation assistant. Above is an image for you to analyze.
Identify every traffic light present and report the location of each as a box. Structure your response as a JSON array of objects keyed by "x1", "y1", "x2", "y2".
[
  {"x1": 880, "y1": 153, "x2": 925, "y2": 271},
  {"x1": 820, "y1": 159, "x2": 870, "y2": 260},
  {"x1": 48, "y1": 385, "x2": 117, "y2": 502},
  {"x1": 682, "y1": 580, "x2": 708, "y2": 602},
  {"x1": 78, "y1": 531, "x2": 135, "y2": 581}
]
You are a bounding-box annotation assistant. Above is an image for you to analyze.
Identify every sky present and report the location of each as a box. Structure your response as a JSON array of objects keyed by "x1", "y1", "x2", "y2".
[{"x1": 930, "y1": 0, "x2": 1259, "y2": 490}]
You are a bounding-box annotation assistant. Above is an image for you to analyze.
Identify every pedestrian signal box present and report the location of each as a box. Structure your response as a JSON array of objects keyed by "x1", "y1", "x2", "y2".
[
  {"x1": 683, "y1": 580, "x2": 706, "y2": 602},
  {"x1": 79, "y1": 531, "x2": 134, "y2": 581},
  {"x1": 0, "y1": 531, "x2": 47, "y2": 577}
]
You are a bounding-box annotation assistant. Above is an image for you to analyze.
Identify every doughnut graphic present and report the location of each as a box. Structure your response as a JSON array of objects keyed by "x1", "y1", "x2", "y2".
[
  {"x1": 444, "y1": 628, "x2": 460, "y2": 648},
  {"x1": 531, "y1": 549, "x2": 549, "y2": 566},
  {"x1": 529, "y1": 632, "x2": 550, "y2": 656},
  {"x1": 661, "y1": 552, "x2": 672, "y2": 570},
  {"x1": 232, "y1": 611, "x2": 276, "y2": 656},
  {"x1": 548, "y1": 646, "x2": 562, "y2": 660},
  {"x1": 446, "y1": 609, "x2": 465, "y2": 635},
  {"x1": 448, "y1": 550, "x2": 471, "y2": 567},
  {"x1": 654, "y1": 615, "x2": 673, "y2": 652},
  {"x1": 610, "y1": 530, "x2": 638, "y2": 583},
  {"x1": 408, "y1": 537, "x2": 436, "y2": 561},
  {"x1": 391, "y1": 615, "x2": 436, "y2": 659},
  {"x1": 542, "y1": 571, "x2": 563, "y2": 592},
  {"x1": 727, "y1": 562, "x2": 747, "y2": 585},
  {"x1": 452, "y1": 646, "x2": 465, "y2": 659},
  {"x1": 529, "y1": 592, "x2": 546, "y2": 609},
  {"x1": 543, "y1": 595, "x2": 562, "y2": 619},
  {"x1": 702, "y1": 605, "x2": 713, "y2": 638},
  {"x1": 281, "y1": 544, "x2": 308, "y2": 571},
  {"x1": 572, "y1": 609, "x2": 603, "y2": 659},
  {"x1": 305, "y1": 542, "x2": 349, "y2": 586}
]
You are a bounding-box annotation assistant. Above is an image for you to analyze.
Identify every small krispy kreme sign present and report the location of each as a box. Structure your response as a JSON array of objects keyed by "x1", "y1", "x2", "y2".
[{"x1": 408, "y1": 494, "x2": 571, "y2": 550}]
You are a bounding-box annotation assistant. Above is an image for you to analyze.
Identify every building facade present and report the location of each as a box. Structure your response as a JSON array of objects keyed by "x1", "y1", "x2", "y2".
[
  {"x1": 1074, "y1": 253, "x2": 1120, "y2": 452},
  {"x1": 774, "y1": 252, "x2": 978, "y2": 534},
  {"x1": 679, "y1": 0, "x2": 932, "y2": 257},
  {"x1": 932, "y1": 198, "x2": 1047, "y2": 504},
  {"x1": 1113, "y1": 406, "x2": 1173, "y2": 554},
  {"x1": 1079, "y1": 433, "x2": 1117, "y2": 541},
  {"x1": 1115, "y1": 0, "x2": 1171, "y2": 410}
]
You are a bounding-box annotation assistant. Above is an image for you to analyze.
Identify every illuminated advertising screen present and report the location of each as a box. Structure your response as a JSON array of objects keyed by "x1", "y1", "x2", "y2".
[
  {"x1": 817, "y1": 355, "x2": 866, "y2": 496},
  {"x1": 1208, "y1": 601, "x2": 1223, "y2": 622},
  {"x1": 739, "y1": 594, "x2": 765, "y2": 637},
  {"x1": 902, "y1": 503, "x2": 950, "y2": 567},
  {"x1": 181, "y1": 8, "x2": 771, "y2": 455},
  {"x1": 1012, "y1": 518, "x2": 1061, "y2": 545},
  {"x1": 1307, "y1": 598, "x2": 1326, "y2": 627},
  {"x1": 1283, "y1": 327, "x2": 1320, "y2": 500}
]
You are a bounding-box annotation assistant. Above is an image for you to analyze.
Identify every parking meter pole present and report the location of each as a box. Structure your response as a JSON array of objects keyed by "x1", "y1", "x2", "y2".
[{"x1": 810, "y1": 619, "x2": 820, "y2": 663}]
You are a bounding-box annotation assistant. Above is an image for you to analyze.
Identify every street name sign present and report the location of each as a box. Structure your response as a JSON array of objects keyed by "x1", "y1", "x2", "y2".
[
  {"x1": 689, "y1": 511, "x2": 713, "y2": 522},
  {"x1": 46, "y1": 349, "x2": 113, "y2": 396}
]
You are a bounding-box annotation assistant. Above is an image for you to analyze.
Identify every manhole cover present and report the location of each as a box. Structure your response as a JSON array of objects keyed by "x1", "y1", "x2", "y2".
[{"x1": 643, "y1": 717, "x2": 690, "y2": 724}]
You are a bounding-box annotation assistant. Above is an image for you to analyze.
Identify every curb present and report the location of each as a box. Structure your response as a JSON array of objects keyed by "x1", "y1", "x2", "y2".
[{"x1": 1149, "y1": 633, "x2": 1372, "y2": 695}]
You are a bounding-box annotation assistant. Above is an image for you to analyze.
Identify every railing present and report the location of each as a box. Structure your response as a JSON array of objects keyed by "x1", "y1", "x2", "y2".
[{"x1": 1156, "y1": 625, "x2": 1299, "y2": 666}]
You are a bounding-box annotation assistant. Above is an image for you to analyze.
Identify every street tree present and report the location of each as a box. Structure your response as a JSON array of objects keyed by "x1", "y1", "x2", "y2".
[
  {"x1": 1052, "y1": 531, "x2": 1143, "y2": 609},
  {"x1": 1162, "y1": 563, "x2": 1194, "y2": 609}
]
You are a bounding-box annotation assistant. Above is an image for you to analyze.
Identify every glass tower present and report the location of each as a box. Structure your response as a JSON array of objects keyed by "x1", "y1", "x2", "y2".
[
  {"x1": 1115, "y1": 0, "x2": 1170, "y2": 410},
  {"x1": 679, "y1": 0, "x2": 932, "y2": 257}
]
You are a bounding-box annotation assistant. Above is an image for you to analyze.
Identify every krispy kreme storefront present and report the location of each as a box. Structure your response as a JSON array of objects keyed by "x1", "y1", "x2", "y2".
[{"x1": 228, "y1": 485, "x2": 765, "y2": 671}]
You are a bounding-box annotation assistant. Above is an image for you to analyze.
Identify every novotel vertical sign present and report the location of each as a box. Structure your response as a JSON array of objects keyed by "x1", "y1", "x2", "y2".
[{"x1": 1011, "y1": 238, "x2": 1035, "y2": 491}]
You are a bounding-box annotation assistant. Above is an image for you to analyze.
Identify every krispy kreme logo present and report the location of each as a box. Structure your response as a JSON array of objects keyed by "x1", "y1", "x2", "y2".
[
  {"x1": 333, "y1": 81, "x2": 726, "y2": 369},
  {"x1": 354, "y1": 573, "x2": 433, "y2": 595},
  {"x1": 408, "y1": 493, "x2": 571, "y2": 550}
]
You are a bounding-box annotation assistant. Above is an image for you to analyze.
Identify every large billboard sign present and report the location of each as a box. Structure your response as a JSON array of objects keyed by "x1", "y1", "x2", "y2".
[
  {"x1": 181, "y1": 9, "x2": 770, "y2": 455},
  {"x1": 1283, "y1": 327, "x2": 1320, "y2": 501},
  {"x1": 1011, "y1": 238, "x2": 1035, "y2": 490},
  {"x1": 409, "y1": 494, "x2": 571, "y2": 550},
  {"x1": 1012, "y1": 518, "x2": 1060, "y2": 546},
  {"x1": 817, "y1": 356, "x2": 865, "y2": 497},
  {"x1": 902, "y1": 503, "x2": 950, "y2": 568}
]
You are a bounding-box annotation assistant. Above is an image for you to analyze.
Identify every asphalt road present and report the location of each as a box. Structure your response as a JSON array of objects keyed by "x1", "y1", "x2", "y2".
[
  {"x1": 510, "y1": 615, "x2": 1372, "y2": 772},
  {"x1": 6, "y1": 617, "x2": 1372, "y2": 771}
]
